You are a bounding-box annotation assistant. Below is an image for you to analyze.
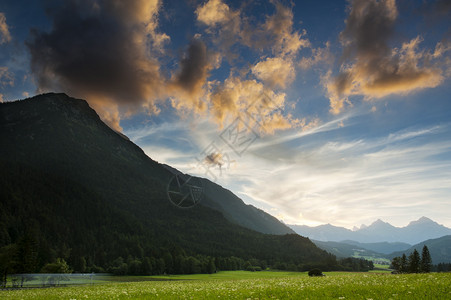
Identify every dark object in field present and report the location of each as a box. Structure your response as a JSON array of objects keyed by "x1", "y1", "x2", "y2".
[{"x1": 308, "y1": 269, "x2": 324, "y2": 276}]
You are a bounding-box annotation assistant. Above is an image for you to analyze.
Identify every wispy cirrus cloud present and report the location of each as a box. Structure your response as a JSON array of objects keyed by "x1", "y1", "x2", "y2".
[{"x1": 237, "y1": 123, "x2": 451, "y2": 228}]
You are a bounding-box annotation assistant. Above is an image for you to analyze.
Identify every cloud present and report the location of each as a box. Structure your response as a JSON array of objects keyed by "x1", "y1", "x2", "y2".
[
  {"x1": 169, "y1": 39, "x2": 212, "y2": 113},
  {"x1": 0, "y1": 12, "x2": 11, "y2": 44},
  {"x1": 209, "y1": 74, "x2": 295, "y2": 133},
  {"x1": 27, "y1": 0, "x2": 167, "y2": 131},
  {"x1": 251, "y1": 56, "x2": 295, "y2": 89},
  {"x1": 236, "y1": 123, "x2": 451, "y2": 228},
  {"x1": 247, "y1": 3, "x2": 309, "y2": 93},
  {"x1": 208, "y1": 72, "x2": 316, "y2": 135},
  {"x1": 326, "y1": 0, "x2": 448, "y2": 114},
  {"x1": 259, "y1": 1, "x2": 310, "y2": 56},
  {"x1": 195, "y1": 1, "x2": 310, "y2": 133},
  {"x1": 0, "y1": 66, "x2": 14, "y2": 87},
  {"x1": 196, "y1": 0, "x2": 309, "y2": 57},
  {"x1": 204, "y1": 152, "x2": 225, "y2": 169},
  {"x1": 175, "y1": 40, "x2": 208, "y2": 93},
  {"x1": 209, "y1": 75, "x2": 268, "y2": 127},
  {"x1": 25, "y1": 0, "x2": 302, "y2": 135},
  {"x1": 195, "y1": 0, "x2": 234, "y2": 26},
  {"x1": 195, "y1": 0, "x2": 241, "y2": 55},
  {"x1": 299, "y1": 42, "x2": 334, "y2": 70},
  {"x1": 26, "y1": 0, "x2": 301, "y2": 134}
]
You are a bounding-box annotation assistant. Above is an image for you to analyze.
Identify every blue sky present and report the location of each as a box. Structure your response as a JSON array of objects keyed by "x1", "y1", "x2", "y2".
[{"x1": 1, "y1": 0, "x2": 450, "y2": 228}]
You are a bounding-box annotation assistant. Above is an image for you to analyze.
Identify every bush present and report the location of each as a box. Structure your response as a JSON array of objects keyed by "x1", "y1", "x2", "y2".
[{"x1": 308, "y1": 269, "x2": 323, "y2": 277}]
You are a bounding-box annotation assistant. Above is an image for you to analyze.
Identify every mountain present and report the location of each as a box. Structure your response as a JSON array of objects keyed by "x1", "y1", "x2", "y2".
[
  {"x1": 200, "y1": 179, "x2": 294, "y2": 235},
  {"x1": 400, "y1": 217, "x2": 451, "y2": 245},
  {"x1": 159, "y1": 163, "x2": 293, "y2": 235},
  {"x1": 341, "y1": 240, "x2": 411, "y2": 255},
  {"x1": 311, "y1": 240, "x2": 385, "y2": 259},
  {"x1": 289, "y1": 224, "x2": 355, "y2": 242},
  {"x1": 0, "y1": 93, "x2": 333, "y2": 274},
  {"x1": 388, "y1": 235, "x2": 451, "y2": 264},
  {"x1": 289, "y1": 217, "x2": 451, "y2": 245},
  {"x1": 355, "y1": 219, "x2": 398, "y2": 242}
]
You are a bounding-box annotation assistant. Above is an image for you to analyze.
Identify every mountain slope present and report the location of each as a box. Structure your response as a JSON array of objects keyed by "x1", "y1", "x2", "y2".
[
  {"x1": 160, "y1": 163, "x2": 294, "y2": 235},
  {"x1": 0, "y1": 93, "x2": 331, "y2": 273},
  {"x1": 200, "y1": 179, "x2": 294, "y2": 235},
  {"x1": 311, "y1": 240, "x2": 385, "y2": 259},
  {"x1": 341, "y1": 240, "x2": 411, "y2": 255},
  {"x1": 289, "y1": 224, "x2": 355, "y2": 242},
  {"x1": 388, "y1": 235, "x2": 451, "y2": 264},
  {"x1": 399, "y1": 217, "x2": 451, "y2": 245},
  {"x1": 289, "y1": 217, "x2": 451, "y2": 244},
  {"x1": 1, "y1": 93, "x2": 292, "y2": 235}
]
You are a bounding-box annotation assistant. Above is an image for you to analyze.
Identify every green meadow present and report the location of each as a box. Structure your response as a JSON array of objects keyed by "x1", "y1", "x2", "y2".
[{"x1": 2, "y1": 271, "x2": 451, "y2": 299}]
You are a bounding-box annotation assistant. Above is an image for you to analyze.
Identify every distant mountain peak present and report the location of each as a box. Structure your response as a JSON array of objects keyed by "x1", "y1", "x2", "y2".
[
  {"x1": 408, "y1": 216, "x2": 436, "y2": 226},
  {"x1": 367, "y1": 219, "x2": 393, "y2": 228},
  {"x1": 289, "y1": 216, "x2": 451, "y2": 244}
]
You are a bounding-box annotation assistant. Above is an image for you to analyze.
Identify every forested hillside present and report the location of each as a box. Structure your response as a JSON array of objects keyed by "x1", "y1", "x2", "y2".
[{"x1": 0, "y1": 93, "x2": 337, "y2": 276}]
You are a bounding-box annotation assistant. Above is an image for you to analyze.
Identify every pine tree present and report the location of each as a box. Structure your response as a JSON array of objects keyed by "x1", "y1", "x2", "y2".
[
  {"x1": 16, "y1": 234, "x2": 39, "y2": 273},
  {"x1": 400, "y1": 254, "x2": 407, "y2": 273},
  {"x1": 420, "y1": 245, "x2": 432, "y2": 273},
  {"x1": 391, "y1": 256, "x2": 401, "y2": 272},
  {"x1": 207, "y1": 257, "x2": 216, "y2": 274},
  {"x1": 408, "y1": 249, "x2": 421, "y2": 273}
]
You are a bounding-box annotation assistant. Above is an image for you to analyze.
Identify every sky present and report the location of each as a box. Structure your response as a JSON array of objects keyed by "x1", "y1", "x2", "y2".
[{"x1": 1, "y1": 0, "x2": 450, "y2": 229}]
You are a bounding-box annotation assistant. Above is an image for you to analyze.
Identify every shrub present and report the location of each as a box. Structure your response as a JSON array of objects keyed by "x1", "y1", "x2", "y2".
[{"x1": 308, "y1": 269, "x2": 323, "y2": 277}]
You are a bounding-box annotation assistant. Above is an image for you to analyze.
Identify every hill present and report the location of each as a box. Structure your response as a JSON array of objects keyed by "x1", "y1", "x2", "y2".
[
  {"x1": 341, "y1": 240, "x2": 411, "y2": 255},
  {"x1": 312, "y1": 240, "x2": 384, "y2": 259},
  {"x1": 289, "y1": 217, "x2": 451, "y2": 245},
  {"x1": 388, "y1": 235, "x2": 451, "y2": 264},
  {"x1": 0, "y1": 93, "x2": 334, "y2": 275}
]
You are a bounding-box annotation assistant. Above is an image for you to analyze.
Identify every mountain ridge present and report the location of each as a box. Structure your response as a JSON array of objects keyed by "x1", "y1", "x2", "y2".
[
  {"x1": 2, "y1": 93, "x2": 293, "y2": 235},
  {"x1": 388, "y1": 235, "x2": 451, "y2": 264},
  {"x1": 1, "y1": 93, "x2": 330, "y2": 274},
  {"x1": 289, "y1": 217, "x2": 451, "y2": 244}
]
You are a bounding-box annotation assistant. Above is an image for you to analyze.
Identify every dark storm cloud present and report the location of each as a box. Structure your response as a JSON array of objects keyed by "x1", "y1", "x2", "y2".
[
  {"x1": 175, "y1": 39, "x2": 208, "y2": 95},
  {"x1": 326, "y1": 0, "x2": 446, "y2": 114},
  {"x1": 27, "y1": 0, "x2": 165, "y2": 130},
  {"x1": 340, "y1": 0, "x2": 397, "y2": 61},
  {"x1": 167, "y1": 38, "x2": 214, "y2": 113}
]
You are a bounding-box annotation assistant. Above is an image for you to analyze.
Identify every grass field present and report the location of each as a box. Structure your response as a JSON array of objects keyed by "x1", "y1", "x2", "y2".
[
  {"x1": 373, "y1": 263, "x2": 390, "y2": 269},
  {"x1": 2, "y1": 271, "x2": 451, "y2": 299}
]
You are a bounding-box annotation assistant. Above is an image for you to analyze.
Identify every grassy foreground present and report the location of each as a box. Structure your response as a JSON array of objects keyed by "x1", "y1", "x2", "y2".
[{"x1": 2, "y1": 271, "x2": 451, "y2": 299}]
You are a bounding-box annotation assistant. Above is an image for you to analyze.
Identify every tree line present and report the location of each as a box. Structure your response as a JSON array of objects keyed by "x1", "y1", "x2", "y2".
[
  {"x1": 390, "y1": 246, "x2": 432, "y2": 273},
  {"x1": 1, "y1": 232, "x2": 375, "y2": 280},
  {"x1": 434, "y1": 263, "x2": 451, "y2": 272},
  {"x1": 1, "y1": 161, "x2": 375, "y2": 286}
]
